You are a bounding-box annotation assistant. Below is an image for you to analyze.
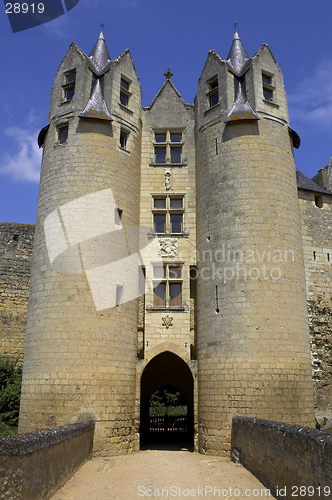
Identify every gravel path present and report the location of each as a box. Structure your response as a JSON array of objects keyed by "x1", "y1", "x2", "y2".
[{"x1": 50, "y1": 450, "x2": 274, "y2": 500}]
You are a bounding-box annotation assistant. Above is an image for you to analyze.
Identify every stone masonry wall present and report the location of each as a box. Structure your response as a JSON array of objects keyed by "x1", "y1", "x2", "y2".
[
  {"x1": 0, "y1": 421, "x2": 94, "y2": 500},
  {"x1": 298, "y1": 188, "x2": 332, "y2": 428},
  {"x1": 0, "y1": 223, "x2": 34, "y2": 360},
  {"x1": 231, "y1": 415, "x2": 332, "y2": 499}
]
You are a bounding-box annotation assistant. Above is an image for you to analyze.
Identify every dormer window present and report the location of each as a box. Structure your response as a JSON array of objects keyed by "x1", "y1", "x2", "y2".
[
  {"x1": 120, "y1": 76, "x2": 132, "y2": 108},
  {"x1": 262, "y1": 72, "x2": 274, "y2": 102},
  {"x1": 207, "y1": 77, "x2": 219, "y2": 108},
  {"x1": 63, "y1": 70, "x2": 76, "y2": 102}
]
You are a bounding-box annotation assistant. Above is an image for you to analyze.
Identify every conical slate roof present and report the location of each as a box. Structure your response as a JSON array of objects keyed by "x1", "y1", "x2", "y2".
[
  {"x1": 79, "y1": 78, "x2": 112, "y2": 121},
  {"x1": 86, "y1": 31, "x2": 112, "y2": 76},
  {"x1": 226, "y1": 31, "x2": 250, "y2": 77}
]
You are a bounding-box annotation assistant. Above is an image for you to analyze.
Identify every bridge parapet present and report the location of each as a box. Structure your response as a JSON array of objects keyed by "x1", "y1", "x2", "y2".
[
  {"x1": 0, "y1": 421, "x2": 94, "y2": 500},
  {"x1": 231, "y1": 416, "x2": 332, "y2": 499}
]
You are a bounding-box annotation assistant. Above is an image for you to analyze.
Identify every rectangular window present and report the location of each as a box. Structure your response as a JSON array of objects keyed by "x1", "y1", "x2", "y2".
[
  {"x1": 155, "y1": 133, "x2": 166, "y2": 143},
  {"x1": 170, "y1": 214, "x2": 183, "y2": 234},
  {"x1": 207, "y1": 77, "x2": 219, "y2": 108},
  {"x1": 170, "y1": 147, "x2": 182, "y2": 164},
  {"x1": 152, "y1": 264, "x2": 183, "y2": 308},
  {"x1": 153, "y1": 130, "x2": 183, "y2": 165},
  {"x1": 170, "y1": 133, "x2": 182, "y2": 143},
  {"x1": 120, "y1": 78, "x2": 129, "y2": 90},
  {"x1": 152, "y1": 195, "x2": 184, "y2": 234},
  {"x1": 154, "y1": 214, "x2": 166, "y2": 233},
  {"x1": 169, "y1": 283, "x2": 182, "y2": 307},
  {"x1": 120, "y1": 75, "x2": 131, "y2": 108},
  {"x1": 58, "y1": 124, "x2": 68, "y2": 144},
  {"x1": 155, "y1": 147, "x2": 166, "y2": 163},
  {"x1": 63, "y1": 70, "x2": 76, "y2": 102},
  {"x1": 154, "y1": 198, "x2": 166, "y2": 209},
  {"x1": 120, "y1": 92, "x2": 129, "y2": 107},
  {"x1": 153, "y1": 283, "x2": 166, "y2": 307},
  {"x1": 170, "y1": 198, "x2": 182, "y2": 209},
  {"x1": 120, "y1": 130, "x2": 129, "y2": 149},
  {"x1": 262, "y1": 72, "x2": 274, "y2": 102}
]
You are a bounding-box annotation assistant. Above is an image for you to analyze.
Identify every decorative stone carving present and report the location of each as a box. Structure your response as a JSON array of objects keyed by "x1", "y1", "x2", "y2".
[
  {"x1": 158, "y1": 238, "x2": 178, "y2": 257},
  {"x1": 162, "y1": 315, "x2": 173, "y2": 329},
  {"x1": 165, "y1": 169, "x2": 172, "y2": 190}
]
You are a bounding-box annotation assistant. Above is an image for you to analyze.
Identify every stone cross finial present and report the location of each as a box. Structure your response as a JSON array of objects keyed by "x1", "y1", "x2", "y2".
[{"x1": 164, "y1": 68, "x2": 173, "y2": 80}]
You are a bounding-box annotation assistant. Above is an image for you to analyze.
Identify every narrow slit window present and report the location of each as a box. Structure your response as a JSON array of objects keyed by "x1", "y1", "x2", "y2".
[
  {"x1": 115, "y1": 208, "x2": 123, "y2": 226},
  {"x1": 116, "y1": 285, "x2": 123, "y2": 306}
]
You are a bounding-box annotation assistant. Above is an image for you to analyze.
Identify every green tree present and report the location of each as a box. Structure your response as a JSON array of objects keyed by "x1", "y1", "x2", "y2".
[{"x1": 0, "y1": 355, "x2": 22, "y2": 437}]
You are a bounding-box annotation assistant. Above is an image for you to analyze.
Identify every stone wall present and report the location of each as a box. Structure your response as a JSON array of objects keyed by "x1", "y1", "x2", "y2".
[
  {"x1": 0, "y1": 223, "x2": 34, "y2": 360},
  {"x1": 298, "y1": 188, "x2": 332, "y2": 428},
  {"x1": 231, "y1": 416, "x2": 332, "y2": 500},
  {"x1": 0, "y1": 421, "x2": 94, "y2": 500}
]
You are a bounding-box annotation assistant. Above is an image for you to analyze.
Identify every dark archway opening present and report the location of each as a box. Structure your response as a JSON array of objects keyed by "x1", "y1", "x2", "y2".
[{"x1": 140, "y1": 351, "x2": 194, "y2": 451}]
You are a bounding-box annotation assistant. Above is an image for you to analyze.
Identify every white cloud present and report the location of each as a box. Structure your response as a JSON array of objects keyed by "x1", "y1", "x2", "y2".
[
  {"x1": 0, "y1": 127, "x2": 42, "y2": 182},
  {"x1": 288, "y1": 58, "x2": 332, "y2": 131}
]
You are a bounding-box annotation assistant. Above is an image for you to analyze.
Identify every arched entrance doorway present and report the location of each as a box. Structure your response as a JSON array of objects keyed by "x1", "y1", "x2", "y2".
[{"x1": 140, "y1": 351, "x2": 194, "y2": 449}]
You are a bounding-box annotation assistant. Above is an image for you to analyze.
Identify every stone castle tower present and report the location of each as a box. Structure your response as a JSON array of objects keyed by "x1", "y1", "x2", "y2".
[{"x1": 18, "y1": 31, "x2": 316, "y2": 455}]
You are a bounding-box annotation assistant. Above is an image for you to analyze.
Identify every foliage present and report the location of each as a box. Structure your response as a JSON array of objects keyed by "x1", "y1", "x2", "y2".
[
  {"x1": 149, "y1": 385, "x2": 187, "y2": 417},
  {"x1": 0, "y1": 355, "x2": 22, "y2": 436}
]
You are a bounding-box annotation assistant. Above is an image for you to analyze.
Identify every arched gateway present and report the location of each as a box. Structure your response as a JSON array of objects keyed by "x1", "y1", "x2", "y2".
[{"x1": 140, "y1": 352, "x2": 194, "y2": 448}]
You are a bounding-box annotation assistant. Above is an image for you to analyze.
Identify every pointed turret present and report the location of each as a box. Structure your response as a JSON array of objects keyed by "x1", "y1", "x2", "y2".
[
  {"x1": 80, "y1": 31, "x2": 112, "y2": 121},
  {"x1": 226, "y1": 30, "x2": 259, "y2": 121},
  {"x1": 226, "y1": 30, "x2": 250, "y2": 77},
  {"x1": 86, "y1": 31, "x2": 112, "y2": 76}
]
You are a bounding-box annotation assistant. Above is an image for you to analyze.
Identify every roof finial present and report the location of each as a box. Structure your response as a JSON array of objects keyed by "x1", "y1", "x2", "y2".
[
  {"x1": 233, "y1": 21, "x2": 237, "y2": 30},
  {"x1": 100, "y1": 22, "x2": 105, "y2": 30},
  {"x1": 164, "y1": 68, "x2": 173, "y2": 80}
]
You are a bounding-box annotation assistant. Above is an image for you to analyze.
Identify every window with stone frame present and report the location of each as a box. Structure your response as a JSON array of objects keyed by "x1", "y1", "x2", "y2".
[
  {"x1": 262, "y1": 71, "x2": 275, "y2": 102},
  {"x1": 153, "y1": 130, "x2": 183, "y2": 165},
  {"x1": 63, "y1": 70, "x2": 76, "y2": 102},
  {"x1": 119, "y1": 75, "x2": 132, "y2": 108},
  {"x1": 57, "y1": 124, "x2": 69, "y2": 144},
  {"x1": 206, "y1": 76, "x2": 219, "y2": 108},
  {"x1": 153, "y1": 263, "x2": 183, "y2": 308},
  {"x1": 120, "y1": 129, "x2": 129, "y2": 150},
  {"x1": 153, "y1": 195, "x2": 184, "y2": 234}
]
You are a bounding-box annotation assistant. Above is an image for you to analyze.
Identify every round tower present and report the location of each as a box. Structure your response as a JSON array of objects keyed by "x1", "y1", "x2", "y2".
[
  {"x1": 19, "y1": 33, "x2": 142, "y2": 453},
  {"x1": 195, "y1": 32, "x2": 315, "y2": 455}
]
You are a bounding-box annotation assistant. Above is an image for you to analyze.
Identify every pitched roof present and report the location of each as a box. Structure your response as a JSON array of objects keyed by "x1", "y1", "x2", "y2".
[{"x1": 296, "y1": 170, "x2": 332, "y2": 194}]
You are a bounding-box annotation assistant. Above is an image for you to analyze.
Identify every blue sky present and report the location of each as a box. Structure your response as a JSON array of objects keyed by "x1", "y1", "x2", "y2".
[{"x1": 0, "y1": 0, "x2": 331, "y2": 224}]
